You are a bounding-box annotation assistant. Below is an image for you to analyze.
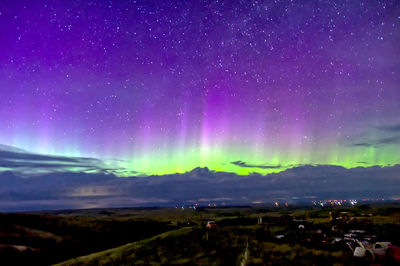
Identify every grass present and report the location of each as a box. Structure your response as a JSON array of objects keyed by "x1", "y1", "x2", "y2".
[
  {"x1": 56, "y1": 227, "x2": 194, "y2": 266},
  {"x1": 248, "y1": 241, "x2": 349, "y2": 265},
  {"x1": 1, "y1": 205, "x2": 399, "y2": 265},
  {"x1": 56, "y1": 224, "x2": 354, "y2": 266},
  {"x1": 56, "y1": 226, "x2": 249, "y2": 265}
]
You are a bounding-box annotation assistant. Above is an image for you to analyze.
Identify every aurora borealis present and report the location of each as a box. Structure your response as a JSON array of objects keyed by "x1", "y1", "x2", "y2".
[{"x1": 1, "y1": 0, "x2": 400, "y2": 176}]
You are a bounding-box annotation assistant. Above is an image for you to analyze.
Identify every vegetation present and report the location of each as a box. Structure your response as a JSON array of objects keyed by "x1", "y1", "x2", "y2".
[
  {"x1": 0, "y1": 211, "x2": 176, "y2": 265},
  {"x1": 0, "y1": 204, "x2": 399, "y2": 265}
]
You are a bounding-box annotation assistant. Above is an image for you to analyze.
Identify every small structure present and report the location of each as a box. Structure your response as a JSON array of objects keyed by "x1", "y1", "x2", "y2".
[
  {"x1": 330, "y1": 211, "x2": 354, "y2": 225},
  {"x1": 206, "y1": 221, "x2": 217, "y2": 229},
  {"x1": 351, "y1": 239, "x2": 374, "y2": 260},
  {"x1": 373, "y1": 242, "x2": 391, "y2": 259},
  {"x1": 354, "y1": 246, "x2": 374, "y2": 259},
  {"x1": 352, "y1": 240, "x2": 394, "y2": 261},
  {"x1": 293, "y1": 219, "x2": 313, "y2": 230}
]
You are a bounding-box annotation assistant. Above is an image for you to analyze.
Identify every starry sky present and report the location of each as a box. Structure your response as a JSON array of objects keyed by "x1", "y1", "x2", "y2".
[{"x1": 0, "y1": 0, "x2": 399, "y2": 176}]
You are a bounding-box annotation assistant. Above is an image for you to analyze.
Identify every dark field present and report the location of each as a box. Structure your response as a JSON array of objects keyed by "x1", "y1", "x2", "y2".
[{"x1": 1, "y1": 205, "x2": 400, "y2": 265}]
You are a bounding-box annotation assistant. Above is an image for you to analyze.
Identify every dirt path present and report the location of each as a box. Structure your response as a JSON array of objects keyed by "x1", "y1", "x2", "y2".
[{"x1": 240, "y1": 239, "x2": 249, "y2": 266}]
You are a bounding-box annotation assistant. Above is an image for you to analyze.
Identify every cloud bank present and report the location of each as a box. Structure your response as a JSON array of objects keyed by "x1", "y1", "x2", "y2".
[
  {"x1": 0, "y1": 145, "x2": 399, "y2": 212},
  {"x1": 0, "y1": 144, "x2": 123, "y2": 176},
  {"x1": 231, "y1": 160, "x2": 281, "y2": 169}
]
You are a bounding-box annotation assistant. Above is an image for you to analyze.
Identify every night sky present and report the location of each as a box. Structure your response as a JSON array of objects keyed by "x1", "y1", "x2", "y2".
[{"x1": 1, "y1": 0, "x2": 400, "y2": 176}]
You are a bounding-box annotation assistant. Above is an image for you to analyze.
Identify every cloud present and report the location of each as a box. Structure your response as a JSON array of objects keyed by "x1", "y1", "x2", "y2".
[
  {"x1": 378, "y1": 123, "x2": 400, "y2": 132},
  {"x1": 352, "y1": 136, "x2": 400, "y2": 147},
  {"x1": 376, "y1": 136, "x2": 400, "y2": 144},
  {"x1": 0, "y1": 161, "x2": 399, "y2": 212},
  {"x1": 231, "y1": 160, "x2": 281, "y2": 169},
  {"x1": 353, "y1": 142, "x2": 373, "y2": 147},
  {"x1": 0, "y1": 145, "x2": 399, "y2": 212},
  {"x1": 0, "y1": 145, "x2": 124, "y2": 176},
  {"x1": 348, "y1": 122, "x2": 400, "y2": 148}
]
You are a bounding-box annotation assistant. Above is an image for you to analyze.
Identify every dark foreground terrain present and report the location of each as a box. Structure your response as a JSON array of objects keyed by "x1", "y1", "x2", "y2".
[{"x1": 0, "y1": 204, "x2": 399, "y2": 265}]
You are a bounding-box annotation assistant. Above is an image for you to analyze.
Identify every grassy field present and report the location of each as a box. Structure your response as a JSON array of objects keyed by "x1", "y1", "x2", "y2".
[
  {"x1": 0, "y1": 204, "x2": 399, "y2": 265},
  {"x1": 56, "y1": 225, "x2": 352, "y2": 266},
  {"x1": 56, "y1": 227, "x2": 196, "y2": 265},
  {"x1": 0, "y1": 211, "x2": 177, "y2": 265}
]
